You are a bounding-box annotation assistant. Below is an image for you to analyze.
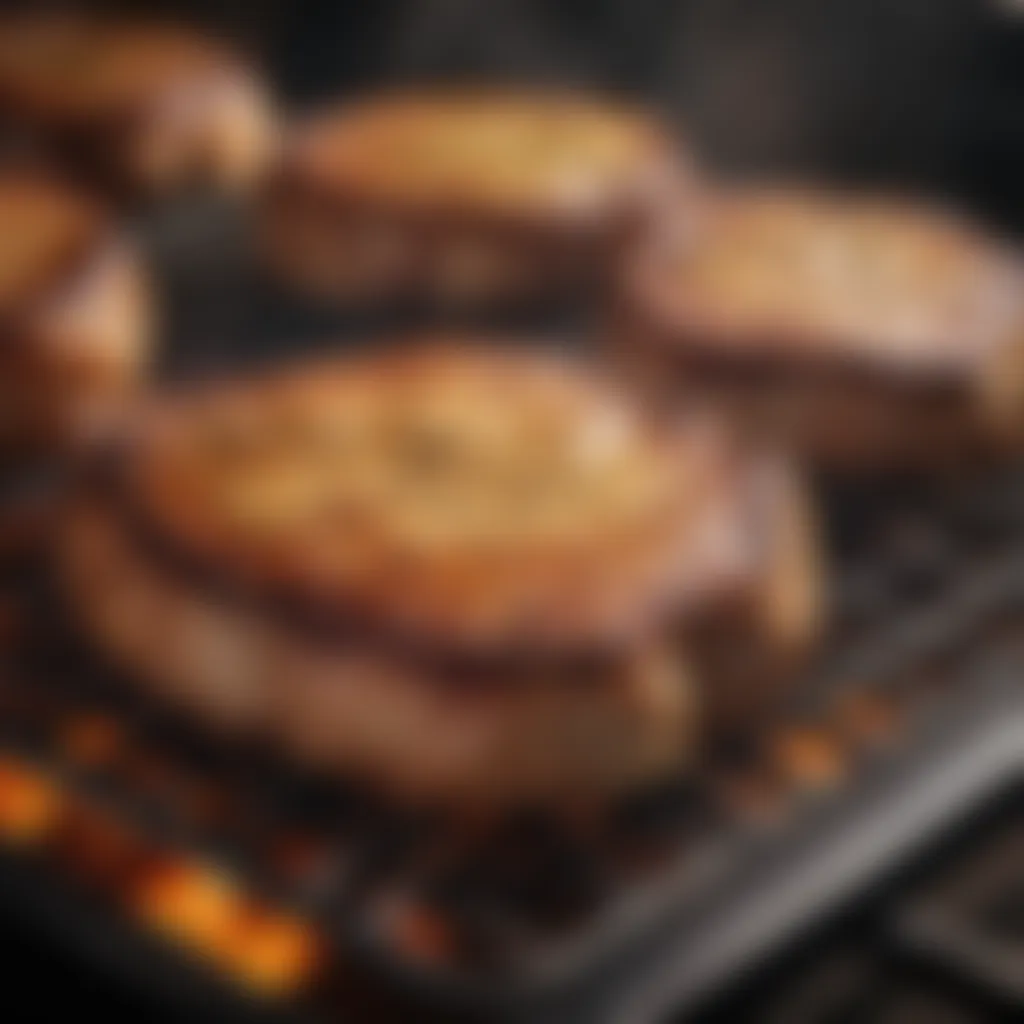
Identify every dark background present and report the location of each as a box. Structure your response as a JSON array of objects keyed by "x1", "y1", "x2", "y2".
[{"x1": 93, "y1": 0, "x2": 1024, "y2": 231}]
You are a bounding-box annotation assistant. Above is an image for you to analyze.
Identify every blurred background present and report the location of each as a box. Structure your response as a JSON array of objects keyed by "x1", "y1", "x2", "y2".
[{"x1": 78, "y1": 0, "x2": 1024, "y2": 230}]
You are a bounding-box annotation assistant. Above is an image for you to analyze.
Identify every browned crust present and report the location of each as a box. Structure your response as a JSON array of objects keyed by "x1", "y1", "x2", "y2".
[
  {"x1": 0, "y1": 14, "x2": 275, "y2": 196},
  {"x1": 0, "y1": 173, "x2": 108, "y2": 315},
  {"x1": 56, "y1": 346, "x2": 819, "y2": 805},
  {"x1": 615, "y1": 187, "x2": 1024, "y2": 469},
  {"x1": 109, "y1": 342, "x2": 782, "y2": 661},
  {"x1": 59, "y1": 493, "x2": 698, "y2": 811},
  {"x1": 260, "y1": 92, "x2": 696, "y2": 307},
  {"x1": 57, "y1": 417, "x2": 817, "y2": 806},
  {"x1": 0, "y1": 173, "x2": 151, "y2": 455},
  {"x1": 273, "y1": 92, "x2": 687, "y2": 229}
]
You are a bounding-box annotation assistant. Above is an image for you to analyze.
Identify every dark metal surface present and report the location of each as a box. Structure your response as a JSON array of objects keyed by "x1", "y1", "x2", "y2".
[
  {"x1": 696, "y1": 783, "x2": 1022, "y2": 1024},
  {"x1": 895, "y1": 799, "x2": 1024, "y2": 1008}
]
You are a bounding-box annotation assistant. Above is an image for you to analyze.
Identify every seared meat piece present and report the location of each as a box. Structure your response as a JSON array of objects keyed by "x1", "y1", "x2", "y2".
[
  {"x1": 60, "y1": 343, "x2": 818, "y2": 811},
  {"x1": 615, "y1": 188, "x2": 1024, "y2": 470},
  {"x1": 0, "y1": 172, "x2": 150, "y2": 458},
  {"x1": 0, "y1": 13, "x2": 275, "y2": 197},
  {"x1": 261, "y1": 92, "x2": 697, "y2": 309}
]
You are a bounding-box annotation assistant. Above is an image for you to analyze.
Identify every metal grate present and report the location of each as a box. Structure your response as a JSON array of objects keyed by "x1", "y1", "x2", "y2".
[{"x1": 696, "y1": 785, "x2": 1023, "y2": 1024}]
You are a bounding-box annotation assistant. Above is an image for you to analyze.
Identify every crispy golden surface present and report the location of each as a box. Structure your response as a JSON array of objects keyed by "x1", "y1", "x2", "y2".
[
  {"x1": 631, "y1": 189, "x2": 1024, "y2": 372},
  {"x1": 618, "y1": 189, "x2": 1024, "y2": 468},
  {"x1": 0, "y1": 14, "x2": 275, "y2": 196},
  {"x1": 284, "y1": 92, "x2": 678, "y2": 223},
  {"x1": 0, "y1": 174, "x2": 103, "y2": 308},
  {"x1": 0, "y1": 14, "x2": 244, "y2": 121},
  {"x1": 0, "y1": 172, "x2": 150, "y2": 455},
  {"x1": 119, "y1": 343, "x2": 757, "y2": 656},
  {"x1": 59, "y1": 343, "x2": 821, "y2": 807},
  {"x1": 263, "y1": 92, "x2": 693, "y2": 308}
]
